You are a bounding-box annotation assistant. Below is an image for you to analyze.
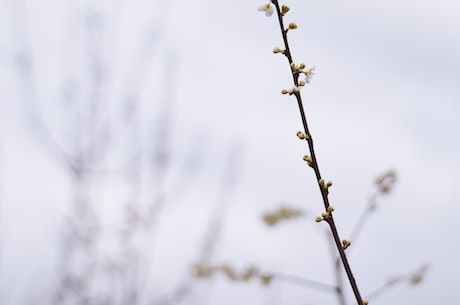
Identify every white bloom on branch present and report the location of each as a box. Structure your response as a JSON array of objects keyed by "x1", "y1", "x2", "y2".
[
  {"x1": 304, "y1": 66, "x2": 316, "y2": 83},
  {"x1": 258, "y1": 3, "x2": 274, "y2": 17}
]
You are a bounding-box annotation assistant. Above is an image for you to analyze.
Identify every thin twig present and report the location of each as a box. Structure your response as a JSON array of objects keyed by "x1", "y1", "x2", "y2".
[
  {"x1": 271, "y1": 272, "x2": 338, "y2": 293},
  {"x1": 270, "y1": 1, "x2": 364, "y2": 304},
  {"x1": 364, "y1": 275, "x2": 410, "y2": 301},
  {"x1": 152, "y1": 144, "x2": 243, "y2": 305},
  {"x1": 365, "y1": 264, "x2": 429, "y2": 301},
  {"x1": 348, "y1": 192, "x2": 378, "y2": 243}
]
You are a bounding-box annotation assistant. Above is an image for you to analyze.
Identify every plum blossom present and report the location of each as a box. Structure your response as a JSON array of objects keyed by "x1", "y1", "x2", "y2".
[
  {"x1": 304, "y1": 67, "x2": 316, "y2": 83},
  {"x1": 258, "y1": 3, "x2": 274, "y2": 17}
]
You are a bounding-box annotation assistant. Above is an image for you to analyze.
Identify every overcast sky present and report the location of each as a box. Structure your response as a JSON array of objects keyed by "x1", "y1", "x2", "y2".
[{"x1": 0, "y1": 0, "x2": 459, "y2": 305}]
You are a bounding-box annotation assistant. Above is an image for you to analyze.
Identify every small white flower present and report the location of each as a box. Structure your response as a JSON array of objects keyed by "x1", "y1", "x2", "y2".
[
  {"x1": 304, "y1": 66, "x2": 316, "y2": 83},
  {"x1": 258, "y1": 3, "x2": 274, "y2": 17}
]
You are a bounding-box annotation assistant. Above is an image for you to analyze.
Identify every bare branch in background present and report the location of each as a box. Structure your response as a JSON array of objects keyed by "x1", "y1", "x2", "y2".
[
  {"x1": 5, "y1": 1, "x2": 190, "y2": 304},
  {"x1": 155, "y1": 143, "x2": 244, "y2": 305},
  {"x1": 365, "y1": 264, "x2": 430, "y2": 301},
  {"x1": 348, "y1": 170, "x2": 398, "y2": 244}
]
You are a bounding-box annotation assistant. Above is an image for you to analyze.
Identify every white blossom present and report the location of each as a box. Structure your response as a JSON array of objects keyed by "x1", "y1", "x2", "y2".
[
  {"x1": 258, "y1": 3, "x2": 274, "y2": 17},
  {"x1": 304, "y1": 67, "x2": 316, "y2": 83}
]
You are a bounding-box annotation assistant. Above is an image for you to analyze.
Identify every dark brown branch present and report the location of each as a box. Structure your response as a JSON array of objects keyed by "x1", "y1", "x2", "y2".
[{"x1": 270, "y1": 1, "x2": 364, "y2": 304}]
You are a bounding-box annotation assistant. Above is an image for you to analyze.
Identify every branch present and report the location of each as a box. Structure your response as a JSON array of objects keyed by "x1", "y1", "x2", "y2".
[
  {"x1": 365, "y1": 264, "x2": 429, "y2": 301},
  {"x1": 262, "y1": 1, "x2": 365, "y2": 304}
]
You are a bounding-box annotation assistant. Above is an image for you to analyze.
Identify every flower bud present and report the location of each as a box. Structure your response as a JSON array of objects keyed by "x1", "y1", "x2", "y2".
[
  {"x1": 297, "y1": 131, "x2": 306, "y2": 139},
  {"x1": 288, "y1": 22, "x2": 298, "y2": 30},
  {"x1": 281, "y1": 5, "x2": 290, "y2": 15}
]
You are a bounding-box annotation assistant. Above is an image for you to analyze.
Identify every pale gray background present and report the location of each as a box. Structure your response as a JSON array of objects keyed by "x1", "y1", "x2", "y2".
[{"x1": 0, "y1": 0, "x2": 459, "y2": 304}]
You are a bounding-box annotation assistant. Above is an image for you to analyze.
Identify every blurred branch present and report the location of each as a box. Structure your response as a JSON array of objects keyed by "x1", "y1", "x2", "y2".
[
  {"x1": 365, "y1": 264, "x2": 429, "y2": 301},
  {"x1": 271, "y1": 272, "x2": 337, "y2": 293},
  {"x1": 194, "y1": 262, "x2": 337, "y2": 294},
  {"x1": 154, "y1": 143, "x2": 244, "y2": 305},
  {"x1": 348, "y1": 170, "x2": 397, "y2": 244},
  {"x1": 328, "y1": 232, "x2": 347, "y2": 305},
  {"x1": 6, "y1": 0, "x2": 78, "y2": 167},
  {"x1": 200, "y1": 144, "x2": 243, "y2": 261},
  {"x1": 120, "y1": 50, "x2": 179, "y2": 305}
]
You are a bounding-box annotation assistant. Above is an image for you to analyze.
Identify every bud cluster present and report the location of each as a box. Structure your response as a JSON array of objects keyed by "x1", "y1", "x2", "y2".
[
  {"x1": 315, "y1": 206, "x2": 335, "y2": 222},
  {"x1": 342, "y1": 239, "x2": 351, "y2": 250},
  {"x1": 319, "y1": 179, "x2": 333, "y2": 191}
]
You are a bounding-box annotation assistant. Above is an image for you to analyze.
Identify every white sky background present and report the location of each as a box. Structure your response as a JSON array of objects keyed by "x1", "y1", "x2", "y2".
[{"x1": 0, "y1": 0, "x2": 459, "y2": 305}]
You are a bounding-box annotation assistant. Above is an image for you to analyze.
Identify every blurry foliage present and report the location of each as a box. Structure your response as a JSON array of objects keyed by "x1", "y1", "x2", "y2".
[
  {"x1": 375, "y1": 170, "x2": 397, "y2": 196},
  {"x1": 194, "y1": 262, "x2": 273, "y2": 286},
  {"x1": 262, "y1": 206, "x2": 304, "y2": 227}
]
